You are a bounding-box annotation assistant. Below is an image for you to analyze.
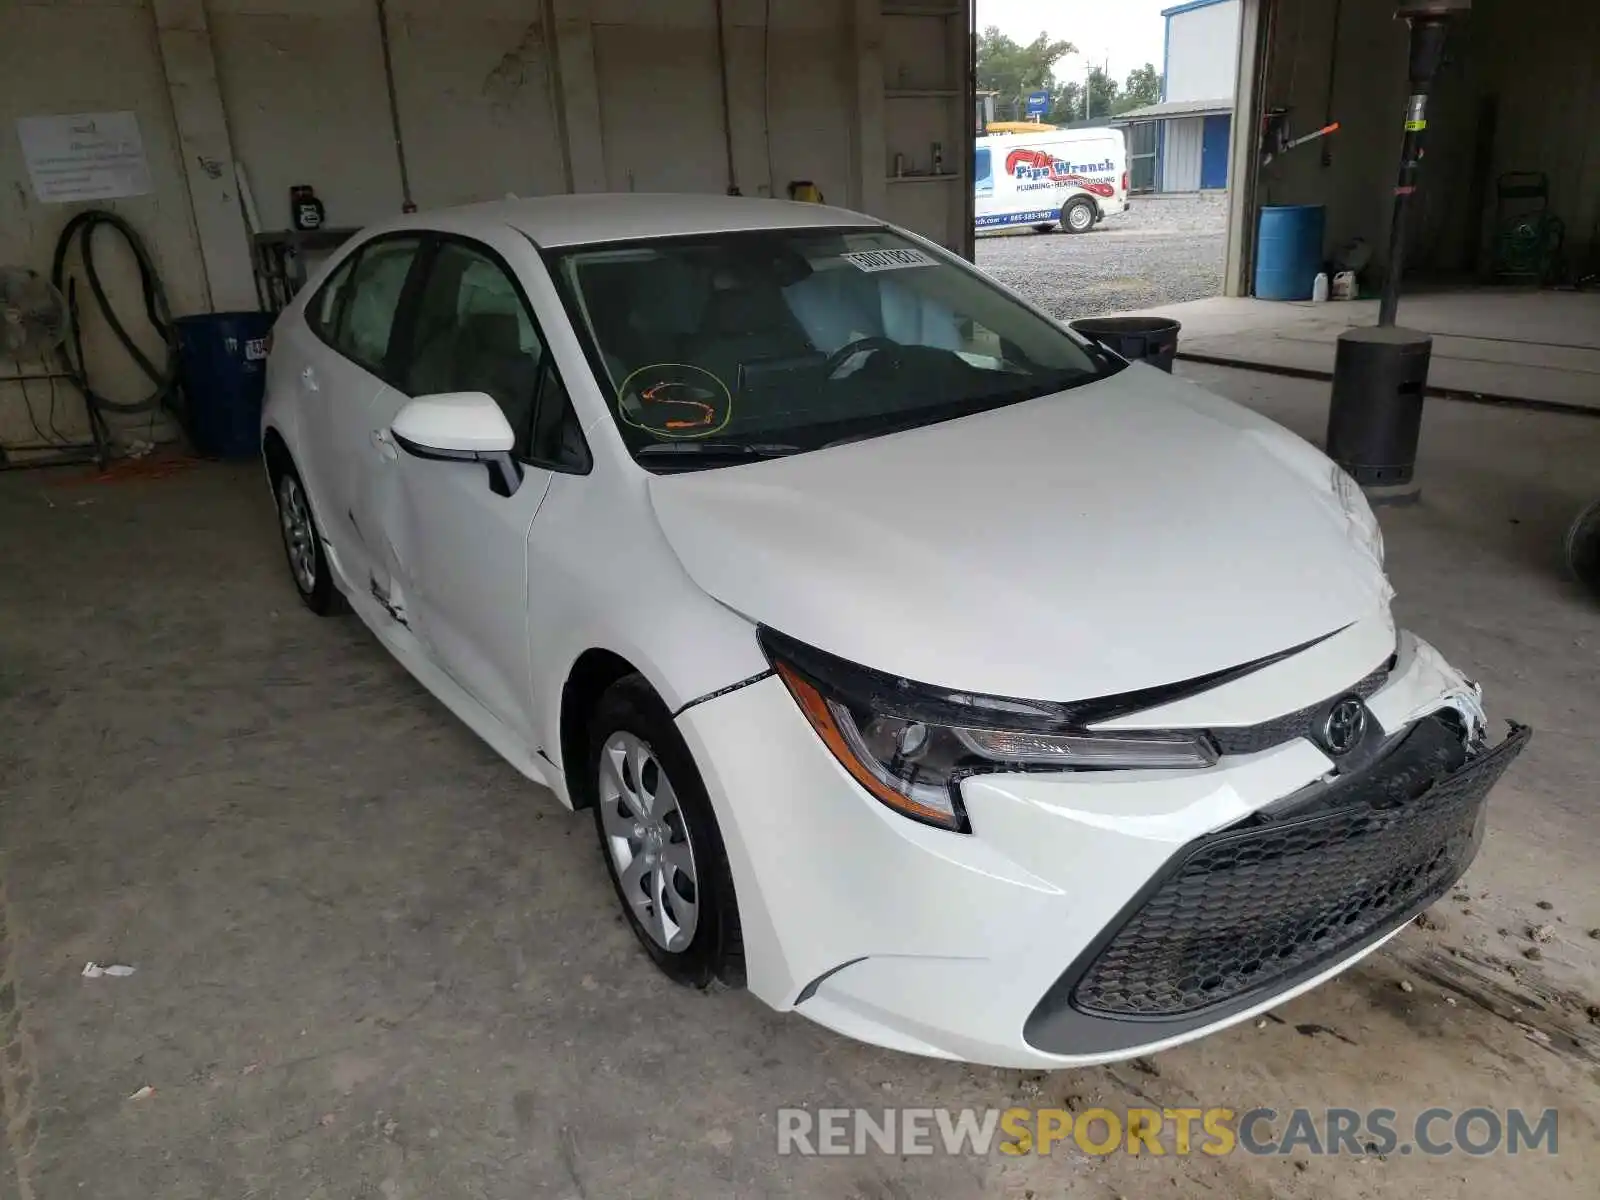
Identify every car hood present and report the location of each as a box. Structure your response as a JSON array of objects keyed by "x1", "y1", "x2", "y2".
[{"x1": 646, "y1": 364, "x2": 1390, "y2": 702}]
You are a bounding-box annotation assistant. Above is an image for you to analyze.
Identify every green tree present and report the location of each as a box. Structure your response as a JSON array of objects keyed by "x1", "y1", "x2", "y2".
[
  {"x1": 1115, "y1": 63, "x2": 1163, "y2": 114},
  {"x1": 976, "y1": 26, "x2": 1077, "y2": 121},
  {"x1": 1083, "y1": 65, "x2": 1119, "y2": 120},
  {"x1": 1047, "y1": 81, "x2": 1083, "y2": 127}
]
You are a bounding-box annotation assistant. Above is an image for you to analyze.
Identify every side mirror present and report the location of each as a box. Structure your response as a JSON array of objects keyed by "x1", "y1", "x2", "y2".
[{"x1": 391, "y1": 392, "x2": 523, "y2": 496}]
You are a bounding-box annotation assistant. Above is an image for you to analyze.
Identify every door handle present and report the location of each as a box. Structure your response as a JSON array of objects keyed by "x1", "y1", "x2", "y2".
[{"x1": 300, "y1": 366, "x2": 319, "y2": 392}]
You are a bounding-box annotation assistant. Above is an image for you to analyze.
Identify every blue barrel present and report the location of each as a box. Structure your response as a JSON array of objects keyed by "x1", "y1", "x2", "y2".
[
  {"x1": 174, "y1": 312, "x2": 275, "y2": 459},
  {"x1": 1254, "y1": 205, "x2": 1326, "y2": 301}
]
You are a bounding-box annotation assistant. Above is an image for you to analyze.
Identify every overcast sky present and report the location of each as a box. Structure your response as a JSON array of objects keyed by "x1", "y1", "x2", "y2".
[{"x1": 976, "y1": 0, "x2": 1170, "y2": 83}]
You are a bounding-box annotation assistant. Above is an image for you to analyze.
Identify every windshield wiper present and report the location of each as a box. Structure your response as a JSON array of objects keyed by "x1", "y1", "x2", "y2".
[
  {"x1": 817, "y1": 376, "x2": 1092, "y2": 450},
  {"x1": 635, "y1": 441, "x2": 802, "y2": 460}
]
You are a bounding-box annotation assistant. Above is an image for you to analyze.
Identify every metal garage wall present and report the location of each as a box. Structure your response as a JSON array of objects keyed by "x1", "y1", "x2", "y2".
[
  {"x1": 1460, "y1": 0, "x2": 1600, "y2": 274},
  {"x1": 1165, "y1": 0, "x2": 1241, "y2": 104},
  {"x1": 0, "y1": 0, "x2": 207, "y2": 449},
  {"x1": 1162, "y1": 117, "x2": 1204, "y2": 192},
  {"x1": 205, "y1": 0, "x2": 913, "y2": 244},
  {"x1": 592, "y1": 14, "x2": 729, "y2": 194},
  {"x1": 1, "y1": 0, "x2": 973, "y2": 448},
  {"x1": 209, "y1": 0, "x2": 568, "y2": 229},
  {"x1": 1254, "y1": 0, "x2": 1600, "y2": 280}
]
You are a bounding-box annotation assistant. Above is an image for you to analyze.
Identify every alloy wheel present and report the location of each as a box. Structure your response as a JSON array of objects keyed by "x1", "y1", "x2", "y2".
[
  {"x1": 277, "y1": 475, "x2": 318, "y2": 594},
  {"x1": 598, "y1": 731, "x2": 700, "y2": 952}
]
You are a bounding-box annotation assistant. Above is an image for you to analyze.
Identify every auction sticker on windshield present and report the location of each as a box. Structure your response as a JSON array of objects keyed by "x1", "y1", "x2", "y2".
[{"x1": 842, "y1": 247, "x2": 935, "y2": 272}]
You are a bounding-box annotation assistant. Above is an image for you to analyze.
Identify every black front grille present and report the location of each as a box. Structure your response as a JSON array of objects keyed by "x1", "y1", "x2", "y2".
[
  {"x1": 1209, "y1": 659, "x2": 1392, "y2": 756},
  {"x1": 1067, "y1": 719, "x2": 1530, "y2": 1019}
]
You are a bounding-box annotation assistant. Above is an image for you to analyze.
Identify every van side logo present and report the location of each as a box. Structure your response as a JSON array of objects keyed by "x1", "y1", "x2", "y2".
[{"x1": 1003, "y1": 149, "x2": 1116, "y2": 197}]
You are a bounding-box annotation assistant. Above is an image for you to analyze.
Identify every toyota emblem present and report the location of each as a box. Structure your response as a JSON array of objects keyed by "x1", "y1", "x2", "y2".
[{"x1": 1319, "y1": 696, "x2": 1368, "y2": 756}]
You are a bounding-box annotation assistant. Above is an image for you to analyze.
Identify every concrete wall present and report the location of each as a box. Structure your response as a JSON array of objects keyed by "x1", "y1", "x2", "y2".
[
  {"x1": 1255, "y1": 0, "x2": 1600, "y2": 282},
  {"x1": 1164, "y1": 0, "x2": 1240, "y2": 103},
  {"x1": 1, "y1": 0, "x2": 966, "y2": 454},
  {"x1": 1162, "y1": 116, "x2": 1205, "y2": 191}
]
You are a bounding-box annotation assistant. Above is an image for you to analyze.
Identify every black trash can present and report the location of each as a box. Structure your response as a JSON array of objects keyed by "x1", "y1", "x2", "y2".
[{"x1": 1069, "y1": 316, "x2": 1182, "y2": 373}]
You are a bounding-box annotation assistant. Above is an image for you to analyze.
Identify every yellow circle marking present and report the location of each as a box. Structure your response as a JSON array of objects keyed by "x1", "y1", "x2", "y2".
[{"x1": 616, "y1": 362, "x2": 734, "y2": 440}]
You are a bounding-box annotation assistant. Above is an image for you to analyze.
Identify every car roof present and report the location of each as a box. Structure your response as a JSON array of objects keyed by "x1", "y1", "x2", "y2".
[{"x1": 412, "y1": 193, "x2": 882, "y2": 249}]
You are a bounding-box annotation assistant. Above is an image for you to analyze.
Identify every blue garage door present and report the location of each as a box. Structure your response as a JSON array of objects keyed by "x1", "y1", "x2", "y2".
[{"x1": 1200, "y1": 114, "x2": 1231, "y2": 189}]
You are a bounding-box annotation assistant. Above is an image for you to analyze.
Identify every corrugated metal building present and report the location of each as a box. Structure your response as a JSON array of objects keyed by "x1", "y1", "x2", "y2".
[{"x1": 1116, "y1": 0, "x2": 1239, "y2": 192}]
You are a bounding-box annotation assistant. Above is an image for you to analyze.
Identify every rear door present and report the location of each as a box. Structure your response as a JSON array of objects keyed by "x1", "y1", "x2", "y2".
[
  {"x1": 294, "y1": 234, "x2": 425, "y2": 596},
  {"x1": 283, "y1": 249, "x2": 368, "y2": 569}
]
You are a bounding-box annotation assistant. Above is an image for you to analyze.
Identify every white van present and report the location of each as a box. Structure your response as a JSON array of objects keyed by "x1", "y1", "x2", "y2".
[{"x1": 974, "y1": 128, "x2": 1130, "y2": 234}]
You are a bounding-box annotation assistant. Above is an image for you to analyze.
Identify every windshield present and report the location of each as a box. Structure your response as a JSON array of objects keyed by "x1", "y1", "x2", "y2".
[{"x1": 546, "y1": 225, "x2": 1119, "y2": 468}]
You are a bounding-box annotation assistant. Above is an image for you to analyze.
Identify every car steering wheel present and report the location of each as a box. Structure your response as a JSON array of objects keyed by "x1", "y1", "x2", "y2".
[{"x1": 823, "y1": 336, "x2": 903, "y2": 380}]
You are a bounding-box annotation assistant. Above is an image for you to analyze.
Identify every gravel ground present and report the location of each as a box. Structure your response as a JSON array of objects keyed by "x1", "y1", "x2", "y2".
[{"x1": 975, "y1": 191, "x2": 1228, "y2": 321}]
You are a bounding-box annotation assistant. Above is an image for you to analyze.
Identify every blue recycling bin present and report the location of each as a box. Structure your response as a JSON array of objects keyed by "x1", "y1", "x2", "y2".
[
  {"x1": 1254, "y1": 204, "x2": 1326, "y2": 301},
  {"x1": 174, "y1": 311, "x2": 275, "y2": 459}
]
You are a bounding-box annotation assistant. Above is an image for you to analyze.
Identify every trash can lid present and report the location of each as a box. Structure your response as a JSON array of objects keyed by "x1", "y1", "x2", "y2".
[{"x1": 1070, "y1": 316, "x2": 1182, "y2": 336}]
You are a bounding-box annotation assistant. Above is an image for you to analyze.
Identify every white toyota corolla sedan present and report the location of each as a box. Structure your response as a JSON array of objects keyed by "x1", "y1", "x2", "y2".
[{"x1": 261, "y1": 194, "x2": 1527, "y2": 1068}]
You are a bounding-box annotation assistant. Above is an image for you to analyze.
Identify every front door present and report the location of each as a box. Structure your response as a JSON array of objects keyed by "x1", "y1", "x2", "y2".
[{"x1": 374, "y1": 235, "x2": 589, "y2": 738}]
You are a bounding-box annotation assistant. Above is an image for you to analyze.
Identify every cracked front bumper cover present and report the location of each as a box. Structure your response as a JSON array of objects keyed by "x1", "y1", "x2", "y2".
[{"x1": 1024, "y1": 717, "x2": 1531, "y2": 1054}]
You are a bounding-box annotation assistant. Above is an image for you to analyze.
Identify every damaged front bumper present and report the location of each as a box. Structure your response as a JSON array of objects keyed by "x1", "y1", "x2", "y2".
[
  {"x1": 676, "y1": 628, "x2": 1529, "y2": 1067},
  {"x1": 1024, "y1": 714, "x2": 1531, "y2": 1055}
]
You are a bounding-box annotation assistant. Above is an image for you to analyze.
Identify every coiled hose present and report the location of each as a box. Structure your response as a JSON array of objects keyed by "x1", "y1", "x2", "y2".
[{"x1": 50, "y1": 210, "x2": 182, "y2": 430}]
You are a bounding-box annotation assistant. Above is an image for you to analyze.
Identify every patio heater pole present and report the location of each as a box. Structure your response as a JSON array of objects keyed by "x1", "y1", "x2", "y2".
[
  {"x1": 1325, "y1": 0, "x2": 1470, "y2": 502},
  {"x1": 1378, "y1": 1, "x2": 1467, "y2": 325}
]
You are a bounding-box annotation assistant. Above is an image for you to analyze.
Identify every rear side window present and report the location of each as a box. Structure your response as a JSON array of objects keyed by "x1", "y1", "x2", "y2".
[
  {"x1": 306, "y1": 254, "x2": 357, "y2": 340},
  {"x1": 337, "y1": 237, "x2": 423, "y2": 372}
]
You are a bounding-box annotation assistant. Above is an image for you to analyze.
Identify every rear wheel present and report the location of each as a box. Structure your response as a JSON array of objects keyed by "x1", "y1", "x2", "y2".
[
  {"x1": 589, "y1": 675, "x2": 743, "y2": 987},
  {"x1": 1062, "y1": 197, "x2": 1097, "y2": 234},
  {"x1": 271, "y1": 462, "x2": 344, "y2": 615}
]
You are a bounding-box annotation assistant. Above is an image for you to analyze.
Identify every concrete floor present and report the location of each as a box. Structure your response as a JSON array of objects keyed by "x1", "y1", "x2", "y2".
[
  {"x1": 2, "y1": 366, "x2": 1598, "y2": 1198},
  {"x1": 1122, "y1": 290, "x2": 1600, "y2": 410}
]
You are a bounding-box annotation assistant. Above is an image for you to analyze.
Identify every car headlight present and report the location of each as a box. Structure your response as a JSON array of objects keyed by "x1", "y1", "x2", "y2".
[
  {"x1": 760, "y1": 628, "x2": 1217, "y2": 833},
  {"x1": 1333, "y1": 464, "x2": 1385, "y2": 568}
]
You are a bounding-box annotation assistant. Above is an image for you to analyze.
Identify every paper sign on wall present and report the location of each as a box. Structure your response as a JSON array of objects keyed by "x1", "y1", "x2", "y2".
[{"x1": 15, "y1": 111, "x2": 153, "y2": 204}]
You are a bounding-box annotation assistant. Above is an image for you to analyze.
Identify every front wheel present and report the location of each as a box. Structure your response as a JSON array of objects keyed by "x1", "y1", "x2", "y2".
[
  {"x1": 589, "y1": 675, "x2": 744, "y2": 987},
  {"x1": 1061, "y1": 197, "x2": 1097, "y2": 234}
]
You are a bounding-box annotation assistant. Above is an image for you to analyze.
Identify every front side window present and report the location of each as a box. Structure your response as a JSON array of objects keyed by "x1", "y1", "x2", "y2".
[
  {"x1": 336, "y1": 236, "x2": 423, "y2": 373},
  {"x1": 399, "y1": 239, "x2": 587, "y2": 471},
  {"x1": 547, "y1": 226, "x2": 1116, "y2": 469}
]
